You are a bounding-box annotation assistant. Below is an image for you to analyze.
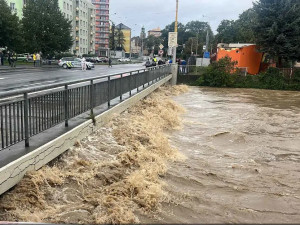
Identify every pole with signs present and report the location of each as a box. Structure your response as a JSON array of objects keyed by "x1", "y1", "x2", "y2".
[{"x1": 173, "y1": 0, "x2": 178, "y2": 64}]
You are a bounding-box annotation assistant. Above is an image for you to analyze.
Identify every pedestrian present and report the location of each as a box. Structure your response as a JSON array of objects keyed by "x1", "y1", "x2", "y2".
[
  {"x1": 181, "y1": 60, "x2": 187, "y2": 74},
  {"x1": 10, "y1": 52, "x2": 17, "y2": 68},
  {"x1": 33, "y1": 53, "x2": 36, "y2": 67},
  {"x1": 108, "y1": 58, "x2": 112, "y2": 67},
  {"x1": 36, "y1": 53, "x2": 41, "y2": 67},
  {"x1": 8, "y1": 51, "x2": 11, "y2": 66},
  {"x1": 81, "y1": 57, "x2": 87, "y2": 71},
  {"x1": 0, "y1": 51, "x2": 4, "y2": 66}
]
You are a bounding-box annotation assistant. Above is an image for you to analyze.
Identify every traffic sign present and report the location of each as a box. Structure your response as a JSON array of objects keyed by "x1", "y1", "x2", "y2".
[
  {"x1": 204, "y1": 51, "x2": 210, "y2": 58},
  {"x1": 159, "y1": 44, "x2": 164, "y2": 49},
  {"x1": 168, "y1": 32, "x2": 178, "y2": 47},
  {"x1": 159, "y1": 50, "x2": 164, "y2": 55},
  {"x1": 203, "y1": 45, "x2": 206, "y2": 50}
]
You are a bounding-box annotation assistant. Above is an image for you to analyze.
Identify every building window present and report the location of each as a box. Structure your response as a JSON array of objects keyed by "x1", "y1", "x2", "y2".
[
  {"x1": 63, "y1": 2, "x2": 66, "y2": 9},
  {"x1": 10, "y1": 2, "x2": 15, "y2": 10}
]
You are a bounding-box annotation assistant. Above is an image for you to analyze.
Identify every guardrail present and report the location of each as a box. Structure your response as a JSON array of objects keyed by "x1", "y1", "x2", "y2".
[{"x1": 0, "y1": 65, "x2": 172, "y2": 150}]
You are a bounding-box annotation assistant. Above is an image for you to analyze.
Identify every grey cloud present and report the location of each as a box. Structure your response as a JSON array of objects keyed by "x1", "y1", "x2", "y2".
[{"x1": 110, "y1": 0, "x2": 254, "y2": 36}]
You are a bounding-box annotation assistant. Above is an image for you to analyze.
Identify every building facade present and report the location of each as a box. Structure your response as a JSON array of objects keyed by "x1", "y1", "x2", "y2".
[
  {"x1": 148, "y1": 27, "x2": 162, "y2": 37},
  {"x1": 116, "y1": 23, "x2": 131, "y2": 54},
  {"x1": 5, "y1": 0, "x2": 96, "y2": 56},
  {"x1": 5, "y1": 0, "x2": 24, "y2": 18},
  {"x1": 58, "y1": 0, "x2": 96, "y2": 56},
  {"x1": 91, "y1": 0, "x2": 110, "y2": 57}
]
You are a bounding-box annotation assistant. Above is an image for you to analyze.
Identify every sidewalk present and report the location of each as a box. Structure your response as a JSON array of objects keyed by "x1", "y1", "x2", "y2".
[{"x1": 0, "y1": 64, "x2": 59, "y2": 73}]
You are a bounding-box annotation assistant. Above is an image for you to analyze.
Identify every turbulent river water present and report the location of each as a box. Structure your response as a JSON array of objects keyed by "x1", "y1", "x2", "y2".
[
  {"x1": 142, "y1": 87, "x2": 300, "y2": 223},
  {"x1": 0, "y1": 86, "x2": 299, "y2": 224}
]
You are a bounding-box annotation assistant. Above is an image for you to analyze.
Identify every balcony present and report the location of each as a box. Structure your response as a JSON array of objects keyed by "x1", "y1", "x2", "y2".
[
  {"x1": 76, "y1": 17, "x2": 79, "y2": 21},
  {"x1": 76, "y1": 7, "x2": 79, "y2": 11},
  {"x1": 96, "y1": 18, "x2": 109, "y2": 22},
  {"x1": 75, "y1": 27, "x2": 79, "y2": 31},
  {"x1": 75, "y1": 36, "x2": 79, "y2": 41},
  {"x1": 95, "y1": 25, "x2": 108, "y2": 28}
]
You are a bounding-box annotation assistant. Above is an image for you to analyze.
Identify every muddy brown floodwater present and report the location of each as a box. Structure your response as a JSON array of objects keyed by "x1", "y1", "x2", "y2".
[
  {"x1": 141, "y1": 86, "x2": 300, "y2": 224},
  {"x1": 0, "y1": 86, "x2": 299, "y2": 224}
]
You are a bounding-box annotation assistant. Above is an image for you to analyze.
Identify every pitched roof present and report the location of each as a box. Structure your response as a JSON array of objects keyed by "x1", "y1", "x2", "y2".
[{"x1": 116, "y1": 23, "x2": 131, "y2": 30}]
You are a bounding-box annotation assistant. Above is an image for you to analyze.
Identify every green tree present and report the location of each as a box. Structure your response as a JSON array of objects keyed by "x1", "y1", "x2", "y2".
[
  {"x1": 116, "y1": 24, "x2": 125, "y2": 51},
  {"x1": 161, "y1": 22, "x2": 188, "y2": 57},
  {"x1": 0, "y1": 0, "x2": 23, "y2": 51},
  {"x1": 145, "y1": 35, "x2": 162, "y2": 55},
  {"x1": 22, "y1": 0, "x2": 72, "y2": 55},
  {"x1": 253, "y1": 0, "x2": 300, "y2": 65},
  {"x1": 109, "y1": 22, "x2": 116, "y2": 50},
  {"x1": 216, "y1": 20, "x2": 238, "y2": 43},
  {"x1": 235, "y1": 8, "x2": 256, "y2": 43}
]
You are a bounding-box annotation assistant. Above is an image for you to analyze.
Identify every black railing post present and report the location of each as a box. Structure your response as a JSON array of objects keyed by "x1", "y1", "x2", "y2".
[
  {"x1": 129, "y1": 72, "x2": 132, "y2": 96},
  {"x1": 136, "y1": 70, "x2": 139, "y2": 92},
  {"x1": 120, "y1": 74, "x2": 123, "y2": 101},
  {"x1": 64, "y1": 85, "x2": 69, "y2": 127},
  {"x1": 90, "y1": 80, "x2": 94, "y2": 115},
  {"x1": 0, "y1": 106, "x2": 4, "y2": 149},
  {"x1": 108, "y1": 76, "x2": 111, "y2": 107},
  {"x1": 24, "y1": 93, "x2": 29, "y2": 147},
  {"x1": 143, "y1": 69, "x2": 145, "y2": 89}
]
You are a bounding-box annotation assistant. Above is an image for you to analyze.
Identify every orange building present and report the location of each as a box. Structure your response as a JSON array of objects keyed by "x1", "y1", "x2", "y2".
[{"x1": 217, "y1": 44, "x2": 263, "y2": 75}]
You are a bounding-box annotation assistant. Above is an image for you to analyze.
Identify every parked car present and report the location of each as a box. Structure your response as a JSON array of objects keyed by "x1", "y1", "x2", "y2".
[
  {"x1": 17, "y1": 54, "x2": 33, "y2": 62},
  {"x1": 58, "y1": 57, "x2": 94, "y2": 70},
  {"x1": 118, "y1": 58, "x2": 131, "y2": 62}
]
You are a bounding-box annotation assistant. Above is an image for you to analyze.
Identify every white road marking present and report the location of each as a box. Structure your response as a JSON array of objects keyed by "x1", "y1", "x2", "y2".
[{"x1": 0, "y1": 77, "x2": 5, "y2": 80}]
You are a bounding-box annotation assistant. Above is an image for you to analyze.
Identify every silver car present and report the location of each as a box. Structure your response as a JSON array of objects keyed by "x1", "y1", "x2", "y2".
[{"x1": 58, "y1": 57, "x2": 94, "y2": 70}]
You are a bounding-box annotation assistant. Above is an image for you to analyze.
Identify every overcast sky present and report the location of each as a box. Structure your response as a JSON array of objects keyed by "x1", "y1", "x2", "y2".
[{"x1": 110, "y1": 0, "x2": 254, "y2": 37}]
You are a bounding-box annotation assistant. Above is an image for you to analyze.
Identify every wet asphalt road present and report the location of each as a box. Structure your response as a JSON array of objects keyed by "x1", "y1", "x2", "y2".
[{"x1": 0, "y1": 63, "x2": 145, "y2": 93}]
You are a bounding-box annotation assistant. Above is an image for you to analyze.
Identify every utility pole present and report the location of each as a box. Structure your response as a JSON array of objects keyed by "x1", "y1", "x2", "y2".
[
  {"x1": 205, "y1": 28, "x2": 209, "y2": 52},
  {"x1": 172, "y1": 0, "x2": 178, "y2": 64},
  {"x1": 196, "y1": 33, "x2": 198, "y2": 56}
]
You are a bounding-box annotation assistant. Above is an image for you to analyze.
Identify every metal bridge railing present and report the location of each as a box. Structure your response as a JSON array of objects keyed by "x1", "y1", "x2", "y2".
[{"x1": 0, "y1": 65, "x2": 172, "y2": 150}]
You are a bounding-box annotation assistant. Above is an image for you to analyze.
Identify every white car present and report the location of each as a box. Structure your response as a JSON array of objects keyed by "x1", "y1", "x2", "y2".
[
  {"x1": 58, "y1": 57, "x2": 94, "y2": 70},
  {"x1": 118, "y1": 58, "x2": 131, "y2": 62}
]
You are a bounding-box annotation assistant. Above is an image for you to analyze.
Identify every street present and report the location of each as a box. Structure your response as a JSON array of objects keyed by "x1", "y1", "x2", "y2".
[{"x1": 0, "y1": 63, "x2": 145, "y2": 93}]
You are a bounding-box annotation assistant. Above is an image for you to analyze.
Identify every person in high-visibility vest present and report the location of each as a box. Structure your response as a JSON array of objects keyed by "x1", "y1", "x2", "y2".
[{"x1": 33, "y1": 53, "x2": 36, "y2": 67}]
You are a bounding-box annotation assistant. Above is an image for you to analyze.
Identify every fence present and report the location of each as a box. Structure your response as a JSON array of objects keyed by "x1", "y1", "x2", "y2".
[
  {"x1": 178, "y1": 65, "x2": 206, "y2": 75},
  {"x1": 0, "y1": 65, "x2": 172, "y2": 150}
]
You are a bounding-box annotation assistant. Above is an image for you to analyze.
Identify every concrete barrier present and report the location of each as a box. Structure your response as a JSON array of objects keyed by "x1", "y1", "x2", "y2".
[{"x1": 0, "y1": 74, "x2": 172, "y2": 196}]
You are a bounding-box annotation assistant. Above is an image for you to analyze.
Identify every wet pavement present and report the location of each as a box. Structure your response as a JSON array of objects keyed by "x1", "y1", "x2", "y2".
[{"x1": 0, "y1": 64, "x2": 145, "y2": 92}]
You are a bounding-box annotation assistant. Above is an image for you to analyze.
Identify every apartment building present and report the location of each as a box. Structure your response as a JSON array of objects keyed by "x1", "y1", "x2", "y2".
[
  {"x1": 59, "y1": 0, "x2": 96, "y2": 56},
  {"x1": 5, "y1": 0, "x2": 96, "y2": 56},
  {"x1": 91, "y1": 0, "x2": 110, "y2": 57},
  {"x1": 5, "y1": 0, "x2": 24, "y2": 18},
  {"x1": 116, "y1": 23, "x2": 131, "y2": 54}
]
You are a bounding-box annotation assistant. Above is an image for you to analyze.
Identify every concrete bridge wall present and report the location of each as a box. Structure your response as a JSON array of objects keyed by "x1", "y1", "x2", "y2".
[{"x1": 0, "y1": 74, "x2": 172, "y2": 196}]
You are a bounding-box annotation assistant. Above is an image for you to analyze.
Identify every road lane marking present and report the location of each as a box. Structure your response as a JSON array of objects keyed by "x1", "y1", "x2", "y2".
[{"x1": 0, "y1": 78, "x2": 5, "y2": 80}]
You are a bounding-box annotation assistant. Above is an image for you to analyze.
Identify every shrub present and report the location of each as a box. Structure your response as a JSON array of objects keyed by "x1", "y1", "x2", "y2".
[
  {"x1": 258, "y1": 67, "x2": 286, "y2": 90},
  {"x1": 197, "y1": 56, "x2": 238, "y2": 87}
]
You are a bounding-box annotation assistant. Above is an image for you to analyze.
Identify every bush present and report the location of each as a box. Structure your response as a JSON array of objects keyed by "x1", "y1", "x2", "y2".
[
  {"x1": 258, "y1": 67, "x2": 286, "y2": 90},
  {"x1": 197, "y1": 56, "x2": 238, "y2": 87},
  {"x1": 196, "y1": 58, "x2": 300, "y2": 91}
]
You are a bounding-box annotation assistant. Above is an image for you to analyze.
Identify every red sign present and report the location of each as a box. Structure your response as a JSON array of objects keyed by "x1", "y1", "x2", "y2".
[{"x1": 159, "y1": 50, "x2": 164, "y2": 55}]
